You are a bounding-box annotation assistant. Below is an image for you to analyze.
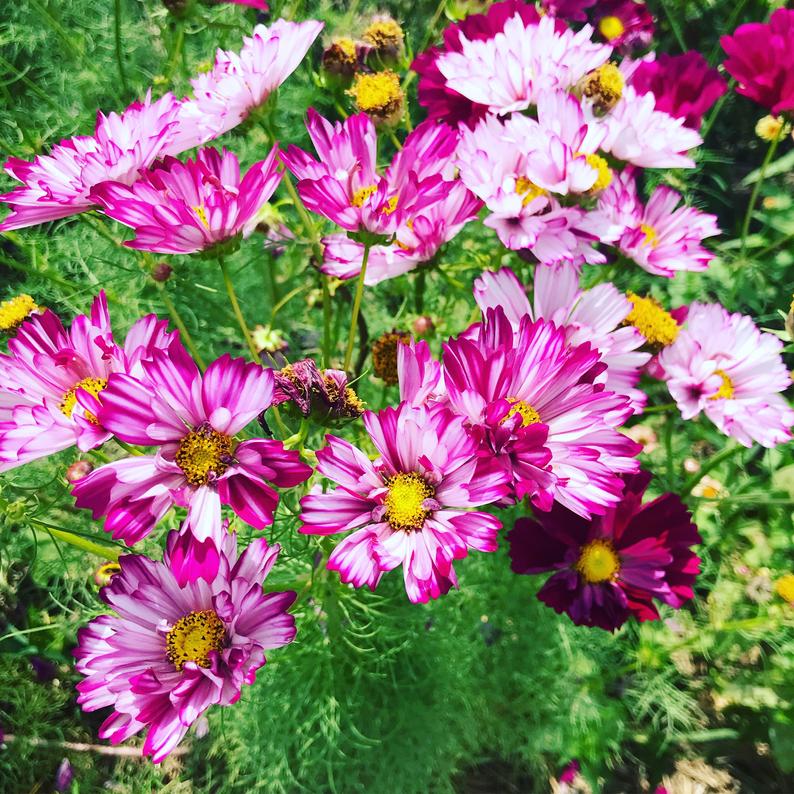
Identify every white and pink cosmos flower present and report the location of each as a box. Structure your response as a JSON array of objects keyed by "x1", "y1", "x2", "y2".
[
  {"x1": 299, "y1": 402, "x2": 510, "y2": 603},
  {"x1": 658, "y1": 302, "x2": 794, "y2": 447},
  {"x1": 71, "y1": 339, "x2": 312, "y2": 578},
  {"x1": 472, "y1": 265, "x2": 650, "y2": 414},
  {"x1": 75, "y1": 529, "x2": 296, "y2": 763},
  {"x1": 282, "y1": 111, "x2": 449, "y2": 238},
  {"x1": 598, "y1": 168, "x2": 720, "y2": 277},
  {"x1": 0, "y1": 292, "x2": 174, "y2": 469},
  {"x1": 0, "y1": 92, "x2": 184, "y2": 230},
  {"x1": 436, "y1": 13, "x2": 611, "y2": 115},
  {"x1": 90, "y1": 146, "x2": 282, "y2": 255},
  {"x1": 442, "y1": 307, "x2": 641, "y2": 517}
]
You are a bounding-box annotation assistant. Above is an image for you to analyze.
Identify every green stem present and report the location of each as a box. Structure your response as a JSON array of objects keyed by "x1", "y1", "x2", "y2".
[
  {"x1": 165, "y1": 20, "x2": 185, "y2": 82},
  {"x1": 322, "y1": 275, "x2": 332, "y2": 368},
  {"x1": 699, "y1": 84, "x2": 732, "y2": 142},
  {"x1": 219, "y1": 255, "x2": 260, "y2": 362},
  {"x1": 681, "y1": 442, "x2": 742, "y2": 497},
  {"x1": 30, "y1": 520, "x2": 120, "y2": 561},
  {"x1": 657, "y1": 0, "x2": 687, "y2": 51},
  {"x1": 113, "y1": 0, "x2": 129, "y2": 94},
  {"x1": 115, "y1": 439, "x2": 142, "y2": 457},
  {"x1": 740, "y1": 124, "x2": 784, "y2": 257},
  {"x1": 414, "y1": 269, "x2": 426, "y2": 314},
  {"x1": 343, "y1": 243, "x2": 370, "y2": 373},
  {"x1": 641, "y1": 402, "x2": 677, "y2": 415},
  {"x1": 155, "y1": 283, "x2": 207, "y2": 370}
]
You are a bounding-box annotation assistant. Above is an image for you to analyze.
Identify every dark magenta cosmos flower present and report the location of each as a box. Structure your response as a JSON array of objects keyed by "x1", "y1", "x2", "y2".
[
  {"x1": 721, "y1": 8, "x2": 794, "y2": 114},
  {"x1": 591, "y1": 0, "x2": 654, "y2": 53},
  {"x1": 631, "y1": 52, "x2": 728, "y2": 129},
  {"x1": 508, "y1": 471, "x2": 701, "y2": 631}
]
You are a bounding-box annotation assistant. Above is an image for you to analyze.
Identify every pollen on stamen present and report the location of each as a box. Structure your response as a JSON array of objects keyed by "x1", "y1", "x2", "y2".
[
  {"x1": 383, "y1": 472, "x2": 435, "y2": 532},
  {"x1": 575, "y1": 539, "x2": 621, "y2": 584},
  {"x1": 59, "y1": 377, "x2": 108, "y2": 424},
  {"x1": 175, "y1": 423, "x2": 234, "y2": 485},
  {"x1": 0, "y1": 294, "x2": 40, "y2": 333}
]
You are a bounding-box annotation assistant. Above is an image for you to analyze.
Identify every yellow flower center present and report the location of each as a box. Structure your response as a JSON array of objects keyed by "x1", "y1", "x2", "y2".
[
  {"x1": 336, "y1": 37, "x2": 357, "y2": 59},
  {"x1": 175, "y1": 424, "x2": 234, "y2": 486},
  {"x1": 0, "y1": 294, "x2": 39, "y2": 332},
  {"x1": 775, "y1": 574, "x2": 794, "y2": 604},
  {"x1": 59, "y1": 377, "x2": 108, "y2": 424},
  {"x1": 371, "y1": 330, "x2": 410, "y2": 384},
  {"x1": 598, "y1": 15, "x2": 626, "y2": 41},
  {"x1": 580, "y1": 152, "x2": 612, "y2": 191},
  {"x1": 708, "y1": 369, "x2": 735, "y2": 401},
  {"x1": 94, "y1": 561, "x2": 122, "y2": 586},
  {"x1": 383, "y1": 472, "x2": 435, "y2": 532},
  {"x1": 502, "y1": 398, "x2": 541, "y2": 428},
  {"x1": 351, "y1": 185, "x2": 378, "y2": 207},
  {"x1": 193, "y1": 205, "x2": 210, "y2": 230},
  {"x1": 362, "y1": 19, "x2": 404, "y2": 50},
  {"x1": 640, "y1": 223, "x2": 659, "y2": 248},
  {"x1": 624, "y1": 292, "x2": 680, "y2": 348},
  {"x1": 579, "y1": 62, "x2": 624, "y2": 114},
  {"x1": 575, "y1": 539, "x2": 621, "y2": 584},
  {"x1": 165, "y1": 610, "x2": 226, "y2": 671},
  {"x1": 515, "y1": 176, "x2": 548, "y2": 206},
  {"x1": 349, "y1": 70, "x2": 404, "y2": 122}
]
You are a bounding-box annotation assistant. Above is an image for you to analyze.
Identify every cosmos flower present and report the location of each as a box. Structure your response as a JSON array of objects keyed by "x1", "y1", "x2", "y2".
[
  {"x1": 630, "y1": 52, "x2": 727, "y2": 129},
  {"x1": 0, "y1": 92, "x2": 183, "y2": 230},
  {"x1": 591, "y1": 0, "x2": 654, "y2": 53},
  {"x1": 472, "y1": 265, "x2": 650, "y2": 413},
  {"x1": 71, "y1": 341, "x2": 312, "y2": 575},
  {"x1": 396, "y1": 339, "x2": 446, "y2": 408},
  {"x1": 435, "y1": 13, "x2": 611, "y2": 115},
  {"x1": 272, "y1": 359, "x2": 364, "y2": 420},
  {"x1": 282, "y1": 111, "x2": 449, "y2": 238},
  {"x1": 597, "y1": 168, "x2": 719, "y2": 277},
  {"x1": 74, "y1": 529, "x2": 296, "y2": 762},
  {"x1": 442, "y1": 307, "x2": 641, "y2": 517},
  {"x1": 0, "y1": 293, "x2": 174, "y2": 469},
  {"x1": 184, "y1": 19, "x2": 324, "y2": 143},
  {"x1": 299, "y1": 402, "x2": 510, "y2": 603},
  {"x1": 721, "y1": 8, "x2": 794, "y2": 115},
  {"x1": 90, "y1": 146, "x2": 282, "y2": 255},
  {"x1": 657, "y1": 302, "x2": 794, "y2": 448},
  {"x1": 508, "y1": 470, "x2": 701, "y2": 632},
  {"x1": 412, "y1": 0, "x2": 543, "y2": 127}
]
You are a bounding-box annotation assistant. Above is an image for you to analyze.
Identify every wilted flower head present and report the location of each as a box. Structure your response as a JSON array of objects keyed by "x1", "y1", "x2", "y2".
[
  {"x1": 755, "y1": 115, "x2": 791, "y2": 142},
  {"x1": 322, "y1": 37, "x2": 367, "y2": 77},
  {"x1": 272, "y1": 359, "x2": 364, "y2": 420},
  {"x1": 348, "y1": 70, "x2": 404, "y2": 125},
  {"x1": 362, "y1": 15, "x2": 405, "y2": 60}
]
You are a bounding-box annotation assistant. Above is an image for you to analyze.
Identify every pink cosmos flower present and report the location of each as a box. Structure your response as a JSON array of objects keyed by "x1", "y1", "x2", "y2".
[
  {"x1": 442, "y1": 307, "x2": 641, "y2": 517},
  {"x1": 508, "y1": 471, "x2": 701, "y2": 631},
  {"x1": 397, "y1": 339, "x2": 447, "y2": 409},
  {"x1": 0, "y1": 293, "x2": 174, "y2": 469},
  {"x1": 411, "y1": 0, "x2": 543, "y2": 127},
  {"x1": 90, "y1": 146, "x2": 282, "y2": 255},
  {"x1": 598, "y1": 168, "x2": 719, "y2": 277},
  {"x1": 299, "y1": 402, "x2": 510, "y2": 603},
  {"x1": 435, "y1": 13, "x2": 611, "y2": 115},
  {"x1": 74, "y1": 529, "x2": 296, "y2": 762},
  {"x1": 591, "y1": 0, "x2": 654, "y2": 53},
  {"x1": 71, "y1": 340, "x2": 312, "y2": 574},
  {"x1": 657, "y1": 302, "x2": 794, "y2": 448},
  {"x1": 184, "y1": 19, "x2": 324, "y2": 143},
  {"x1": 721, "y1": 8, "x2": 794, "y2": 115},
  {"x1": 282, "y1": 111, "x2": 448, "y2": 238},
  {"x1": 0, "y1": 92, "x2": 183, "y2": 230},
  {"x1": 473, "y1": 265, "x2": 650, "y2": 413},
  {"x1": 630, "y1": 52, "x2": 728, "y2": 129}
]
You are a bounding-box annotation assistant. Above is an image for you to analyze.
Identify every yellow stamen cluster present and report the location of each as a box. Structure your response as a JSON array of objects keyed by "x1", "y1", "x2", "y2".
[
  {"x1": 575, "y1": 539, "x2": 621, "y2": 584},
  {"x1": 322, "y1": 38, "x2": 359, "y2": 77},
  {"x1": 193, "y1": 205, "x2": 210, "y2": 231},
  {"x1": 708, "y1": 369, "x2": 735, "y2": 401},
  {"x1": 59, "y1": 377, "x2": 108, "y2": 424},
  {"x1": 362, "y1": 18, "x2": 404, "y2": 56},
  {"x1": 515, "y1": 176, "x2": 548, "y2": 206},
  {"x1": 349, "y1": 70, "x2": 404, "y2": 125},
  {"x1": 0, "y1": 294, "x2": 39, "y2": 332},
  {"x1": 383, "y1": 472, "x2": 435, "y2": 532},
  {"x1": 166, "y1": 610, "x2": 226, "y2": 671},
  {"x1": 94, "y1": 561, "x2": 122, "y2": 587},
  {"x1": 175, "y1": 425, "x2": 234, "y2": 485},
  {"x1": 578, "y1": 62, "x2": 625, "y2": 114},
  {"x1": 624, "y1": 292, "x2": 680, "y2": 348},
  {"x1": 352, "y1": 184, "x2": 378, "y2": 207},
  {"x1": 581, "y1": 152, "x2": 612, "y2": 192},
  {"x1": 755, "y1": 115, "x2": 791, "y2": 142},
  {"x1": 321, "y1": 374, "x2": 366, "y2": 418},
  {"x1": 640, "y1": 223, "x2": 659, "y2": 248},
  {"x1": 775, "y1": 574, "x2": 794, "y2": 604},
  {"x1": 598, "y1": 15, "x2": 626, "y2": 41},
  {"x1": 502, "y1": 398, "x2": 541, "y2": 428},
  {"x1": 371, "y1": 330, "x2": 411, "y2": 385}
]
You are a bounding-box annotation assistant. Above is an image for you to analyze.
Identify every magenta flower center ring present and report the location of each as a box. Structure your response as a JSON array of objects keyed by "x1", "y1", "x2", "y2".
[
  {"x1": 575, "y1": 539, "x2": 621, "y2": 584},
  {"x1": 165, "y1": 609, "x2": 226, "y2": 671},
  {"x1": 175, "y1": 423, "x2": 234, "y2": 485},
  {"x1": 59, "y1": 376, "x2": 108, "y2": 424},
  {"x1": 383, "y1": 472, "x2": 435, "y2": 532}
]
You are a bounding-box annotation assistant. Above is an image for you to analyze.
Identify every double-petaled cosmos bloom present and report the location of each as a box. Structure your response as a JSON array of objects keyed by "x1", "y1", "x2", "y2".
[
  {"x1": 90, "y1": 146, "x2": 282, "y2": 255},
  {"x1": 0, "y1": 293, "x2": 173, "y2": 469},
  {"x1": 442, "y1": 307, "x2": 641, "y2": 517},
  {"x1": 657, "y1": 302, "x2": 794, "y2": 448},
  {"x1": 71, "y1": 341, "x2": 312, "y2": 577},
  {"x1": 182, "y1": 19, "x2": 324, "y2": 144},
  {"x1": 472, "y1": 265, "x2": 650, "y2": 413},
  {"x1": 630, "y1": 52, "x2": 727, "y2": 129},
  {"x1": 721, "y1": 8, "x2": 794, "y2": 115},
  {"x1": 74, "y1": 530, "x2": 296, "y2": 762},
  {"x1": 508, "y1": 471, "x2": 701, "y2": 631},
  {"x1": 299, "y1": 402, "x2": 510, "y2": 603},
  {"x1": 0, "y1": 92, "x2": 183, "y2": 230},
  {"x1": 598, "y1": 168, "x2": 719, "y2": 277},
  {"x1": 591, "y1": 0, "x2": 655, "y2": 53},
  {"x1": 282, "y1": 110, "x2": 448, "y2": 239},
  {"x1": 435, "y1": 13, "x2": 611, "y2": 115}
]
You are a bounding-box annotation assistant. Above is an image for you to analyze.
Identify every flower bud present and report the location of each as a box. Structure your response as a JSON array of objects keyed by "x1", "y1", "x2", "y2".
[
  {"x1": 412, "y1": 315, "x2": 435, "y2": 336},
  {"x1": 151, "y1": 262, "x2": 173, "y2": 282}
]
